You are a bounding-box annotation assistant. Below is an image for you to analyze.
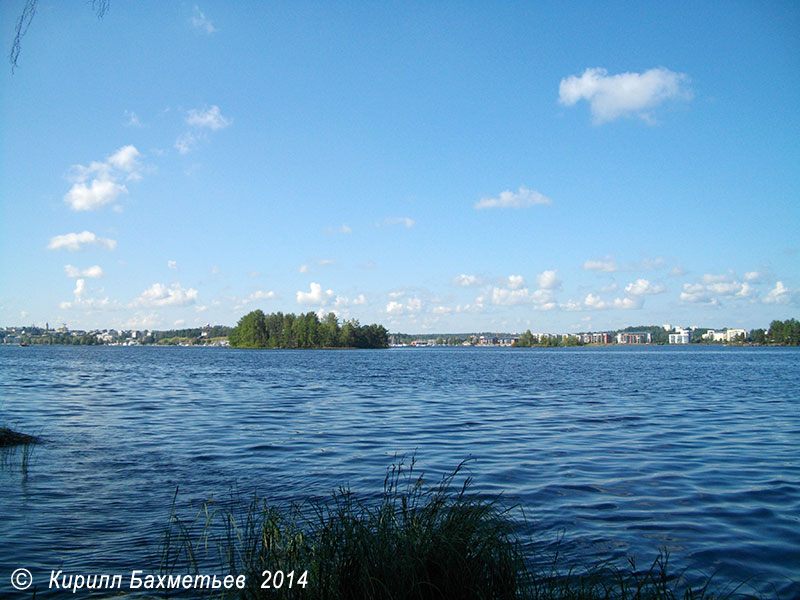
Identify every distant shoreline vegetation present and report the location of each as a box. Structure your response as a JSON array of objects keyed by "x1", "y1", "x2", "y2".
[
  {"x1": 1, "y1": 318, "x2": 797, "y2": 348},
  {"x1": 228, "y1": 310, "x2": 389, "y2": 349}
]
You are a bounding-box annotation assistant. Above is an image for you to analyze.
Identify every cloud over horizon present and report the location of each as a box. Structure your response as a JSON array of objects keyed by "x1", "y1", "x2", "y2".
[{"x1": 133, "y1": 283, "x2": 199, "y2": 308}]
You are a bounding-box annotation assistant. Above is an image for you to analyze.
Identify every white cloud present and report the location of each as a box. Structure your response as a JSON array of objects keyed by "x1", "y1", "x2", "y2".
[
  {"x1": 174, "y1": 132, "x2": 197, "y2": 154},
  {"x1": 637, "y1": 256, "x2": 666, "y2": 271},
  {"x1": 190, "y1": 5, "x2": 217, "y2": 33},
  {"x1": 63, "y1": 145, "x2": 142, "y2": 210},
  {"x1": 487, "y1": 273, "x2": 559, "y2": 307},
  {"x1": 125, "y1": 313, "x2": 161, "y2": 329},
  {"x1": 334, "y1": 293, "x2": 367, "y2": 308},
  {"x1": 176, "y1": 106, "x2": 231, "y2": 153},
  {"x1": 537, "y1": 270, "x2": 561, "y2": 290},
  {"x1": 299, "y1": 264, "x2": 310, "y2": 273},
  {"x1": 64, "y1": 178, "x2": 127, "y2": 211},
  {"x1": 625, "y1": 278, "x2": 665, "y2": 296},
  {"x1": 168, "y1": 260, "x2": 178, "y2": 270},
  {"x1": 64, "y1": 265, "x2": 104, "y2": 279},
  {"x1": 679, "y1": 275, "x2": 756, "y2": 305},
  {"x1": 530, "y1": 289, "x2": 555, "y2": 304},
  {"x1": 491, "y1": 287, "x2": 531, "y2": 306},
  {"x1": 386, "y1": 301, "x2": 404, "y2": 314},
  {"x1": 680, "y1": 283, "x2": 716, "y2": 305},
  {"x1": 533, "y1": 302, "x2": 557, "y2": 311},
  {"x1": 613, "y1": 296, "x2": 643, "y2": 310},
  {"x1": 241, "y1": 290, "x2": 276, "y2": 304},
  {"x1": 60, "y1": 278, "x2": 122, "y2": 311},
  {"x1": 186, "y1": 105, "x2": 231, "y2": 130},
  {"x1": 123, "y1": 110, "x2": 142, "y2": 127},
  {"x1": 558, "y1": 67, "x2": 691, "y2": 123},
  {"x1": 507, "y1": 275, "x2": 525, "y2": 290},
  {"x1": 73, "y1": 278, "x2": 86, "y2": 301},
  {"x1": 584, "y1": 293, "x2": 609, "y2": 309},
  {"x1": 384, "y1": 297, "x2": 422, "y2": 314},
  {"x1": 669, "y1": 265, "x2": 686, "y2": 277},
  {"x1": 133, "y1": 283, "x2": 198, "y2": 307},
  {"x1": 583, "y1": 256, "x2": 618, "y2": 272},
  {"x1": 107, "y1": 145, "x2": 141, "y2": 172},
  {"x1": 297, "y1": 282, "x2": 334, "y2": 305},
  {"x1": 453, "y1": 274, "x2": 481, "y2": 287},
  {"x1": 48, "y1": 231, "x2": 117, "y2": 251},
  {"x1": 744, "y1": 271, "x2": 762, "y2": 282},
  {"x1": 474, "y1": 186, "x2": 551, "y2": 210},
  {"x1": 764, "y1": 281, "x2": 794, "y2": 304},
  {"x1": 379, "y1": 217, "x2": 416, "y2": 228},
  {"x1": 701, "y1": 273, "x2": 728, "y2": 283},
  {"x1": 735, "y1": 282, "x2": 755, "y2": 299},
  {"x1": 406, "y1": 298, "x2": 422, "y2": 312}
]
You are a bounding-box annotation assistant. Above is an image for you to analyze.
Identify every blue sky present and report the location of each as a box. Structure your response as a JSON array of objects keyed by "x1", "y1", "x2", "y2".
[{"x1": 1, "y1": 1, "x2": 798, "y2": 333}]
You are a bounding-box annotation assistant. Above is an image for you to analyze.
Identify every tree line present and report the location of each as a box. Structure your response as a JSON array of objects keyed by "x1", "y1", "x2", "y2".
[
  {"x1": 228, "y1": 310, "x2": 389, "y2": 349},
  {"x1": 142, "y1": 326, "x2": 232, "y2": 345},
  {"x1": 750, "y1": 319, "x2": 800, "y2": 346},
  {"x1": 513, "y1": 331, "x2": 582, "y2": 347}
]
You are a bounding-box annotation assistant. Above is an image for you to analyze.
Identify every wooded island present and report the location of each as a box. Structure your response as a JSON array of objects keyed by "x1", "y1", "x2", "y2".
[{"x1": 228, "y1": 310, "x2": 389, "y2": 349}]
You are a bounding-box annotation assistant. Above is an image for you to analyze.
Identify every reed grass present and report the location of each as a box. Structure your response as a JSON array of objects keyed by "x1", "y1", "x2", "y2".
[
  {"x1": 0, "y1": 427, "x2": 37, "y2": 476},
  {"x1": 0, "y1": 426, "x2": 37, "y2": 447},
  {"x1": 159, "y1": 458, "x2": 761, "y2": 600}
]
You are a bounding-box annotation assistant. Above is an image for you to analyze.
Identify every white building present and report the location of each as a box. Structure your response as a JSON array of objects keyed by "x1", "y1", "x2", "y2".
[
  {"x1": 702, "y1": 330, "x2": 726, "y2": 342},
  {"x1": 669, "y1": 327, "x2": 691, "y2": 344},
  {"x1": 726, "y1": 328, "x2": 747, "y2": 342}
]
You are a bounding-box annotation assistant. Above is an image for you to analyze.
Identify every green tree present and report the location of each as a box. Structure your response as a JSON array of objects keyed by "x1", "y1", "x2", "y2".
[
  {"x1": 513, "y1": 330, "x2": 535, "y2": 348},
  {"x1": 229, "y1": 310, "x2": 268, "y2": 348},
  {"x1": 320, "y1": 312, "x2": 340, "y2": 348},
  {"x1": 228, "y1": 310, "x2": 389, "y2": 349}
]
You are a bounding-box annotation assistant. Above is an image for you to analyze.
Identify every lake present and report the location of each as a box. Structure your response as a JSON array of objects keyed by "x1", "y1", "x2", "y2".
[{"x1": 1, "y1": 345, "x2": 798, "y2": 598}]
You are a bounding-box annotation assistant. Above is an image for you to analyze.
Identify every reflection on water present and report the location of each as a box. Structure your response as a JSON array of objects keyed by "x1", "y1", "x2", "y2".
[{"x1": 1, "y1": 345, "x2": 798, "y2": 597}]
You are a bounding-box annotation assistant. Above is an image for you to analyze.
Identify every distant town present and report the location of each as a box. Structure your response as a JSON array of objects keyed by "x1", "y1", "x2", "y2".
[
  {"x1": 390, "y1": 319, "x2": 797, "y2": 347},
  {"x1": 0, "y1": 324, "x2": 232, "y2": 347},
  {"x1": 2, "y1": 319, "x2": 798, "y2": 347}
]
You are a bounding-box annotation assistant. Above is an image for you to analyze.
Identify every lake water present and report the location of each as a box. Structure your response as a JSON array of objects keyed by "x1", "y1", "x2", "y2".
[{"x1": 1, "y1": 345, "x2": 798, "y2": 598}]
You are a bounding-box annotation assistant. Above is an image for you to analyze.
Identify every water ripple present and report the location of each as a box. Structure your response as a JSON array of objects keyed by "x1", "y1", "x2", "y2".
[{"x1": 1, "y1": 345, "x2": 798, "y2": 597}]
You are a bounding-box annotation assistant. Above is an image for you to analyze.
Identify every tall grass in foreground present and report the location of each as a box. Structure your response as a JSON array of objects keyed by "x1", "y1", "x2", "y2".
[{"x1": 160, "y1": 458, "x2": 759, "y2": 600}]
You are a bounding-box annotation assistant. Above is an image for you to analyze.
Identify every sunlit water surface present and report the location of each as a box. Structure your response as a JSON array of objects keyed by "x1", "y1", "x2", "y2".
[{"x1": 1, "y1": 346, "x2": 798, "y2": 597}]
